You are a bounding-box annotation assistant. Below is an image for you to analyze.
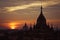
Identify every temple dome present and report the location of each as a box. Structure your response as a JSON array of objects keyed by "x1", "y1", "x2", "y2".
[{"x1": 37, "y1": 6, "x2": 46, "y2": 25}]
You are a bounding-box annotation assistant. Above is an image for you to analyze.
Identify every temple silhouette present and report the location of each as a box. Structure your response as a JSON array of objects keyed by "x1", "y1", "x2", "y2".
[
  {"x1": 0, "y1": 6, "x2": 59, "y2": 40},
  {"x1": 21, "y1": 6, "x2": 57, "y2": 40}
]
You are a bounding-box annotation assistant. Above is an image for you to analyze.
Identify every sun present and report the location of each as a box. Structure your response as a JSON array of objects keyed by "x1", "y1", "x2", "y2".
[{"x1": 9, "y1": 22, "x2": 17, "y2": 29}]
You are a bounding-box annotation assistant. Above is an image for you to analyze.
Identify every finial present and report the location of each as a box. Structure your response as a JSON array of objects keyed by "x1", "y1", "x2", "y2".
[{"x1": 40, "y1": 4, "x2": 43, "y2": 14}]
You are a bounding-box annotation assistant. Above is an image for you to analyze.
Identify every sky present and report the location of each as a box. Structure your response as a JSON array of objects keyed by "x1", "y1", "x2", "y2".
[{"x1": 0, "y1": 0, "x2": 60, "y2": 29}]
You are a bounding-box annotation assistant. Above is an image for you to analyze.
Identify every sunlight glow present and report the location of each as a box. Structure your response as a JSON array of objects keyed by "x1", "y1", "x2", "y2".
[{"x1": 9, "y1": 22, "x2": 17, "y2": 29}]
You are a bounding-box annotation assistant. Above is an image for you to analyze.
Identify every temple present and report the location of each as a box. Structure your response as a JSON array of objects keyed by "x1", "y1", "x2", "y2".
[
  {"x1": 21, "y1": 6, "x2": 56, "y2": 40},
  {"x1": 34, "y1": 6, "x2": 50, "y2": 32}
]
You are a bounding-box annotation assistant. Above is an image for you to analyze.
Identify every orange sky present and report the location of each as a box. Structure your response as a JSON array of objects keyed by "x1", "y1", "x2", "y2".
[{"x1": 0, "y1": 19, "x2": 60, "y2": 29}]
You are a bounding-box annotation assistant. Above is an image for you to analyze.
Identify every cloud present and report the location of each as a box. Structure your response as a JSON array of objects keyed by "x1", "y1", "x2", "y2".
[
  {"x1": 4, "y1": 1, "x2": 60, "y2": 12},
  {"x1": 4, "y1": 2, "x2": 41, "y2": 12}
]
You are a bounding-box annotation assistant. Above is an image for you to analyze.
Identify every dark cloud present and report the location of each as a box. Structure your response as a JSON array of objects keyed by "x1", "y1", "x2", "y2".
[{"x1": 44, "y1": 3, "x2": 60, "y2": 20}]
